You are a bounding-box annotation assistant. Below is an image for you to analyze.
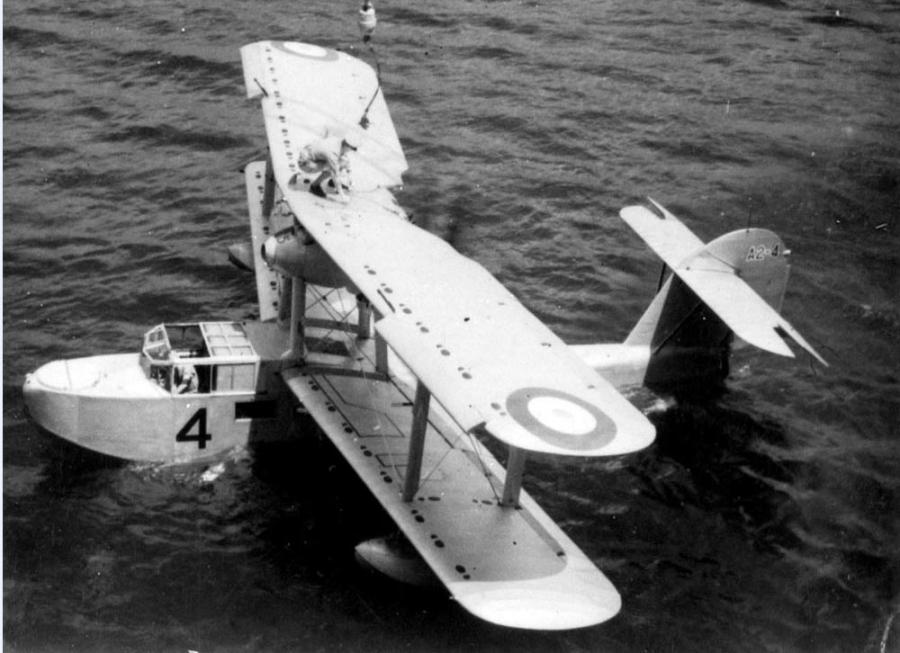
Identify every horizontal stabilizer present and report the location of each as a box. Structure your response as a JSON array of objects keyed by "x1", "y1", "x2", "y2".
[
  {"x1": 620, "y1": 199, "x2": 704, "y2": 269},
  {"x1": 679, "y1": 261, "x2": 827, "y2": 365},
  {"x1": 621, "y1": 200, "x2": 827, "y2": 366}
]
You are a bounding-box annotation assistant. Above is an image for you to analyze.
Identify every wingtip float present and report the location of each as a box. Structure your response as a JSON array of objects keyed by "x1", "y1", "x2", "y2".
[{"x1": 22, "y1": 40, "x2": 826, "y2": 630}]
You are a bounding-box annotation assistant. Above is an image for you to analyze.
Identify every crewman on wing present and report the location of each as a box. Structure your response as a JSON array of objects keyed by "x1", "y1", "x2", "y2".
[
  {"x1": 358, "y1": 1, "x2": 377, "y2": 42},
  {"x1": 294, "y1": 133, "x2": 359, "y2": 200}
]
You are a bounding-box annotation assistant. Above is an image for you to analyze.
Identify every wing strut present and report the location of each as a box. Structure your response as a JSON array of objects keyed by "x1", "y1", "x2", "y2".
[
  {"x1": 402, "y1": 381, "x2": 431, "y2": 501},
  {"x1": 285, "y1": 277, "x2": 306, "y2": 359},
  {"x1": 356, "y1": 294, "x2": 372, "y2": 339},
  {"x1": 501, "y1": 446, "x2": 527, "y2": 507},
  {"x1": 262, "y1": 154, "x2": 276, "y2": 219},
  {"x1": 373, "y1": 309, "x2": 390, "y2": 375}
]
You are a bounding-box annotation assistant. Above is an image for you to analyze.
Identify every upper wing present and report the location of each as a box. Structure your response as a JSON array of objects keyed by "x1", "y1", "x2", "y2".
[{"x1": 242, "y1": 41, "x2": 654, "y2": 457}]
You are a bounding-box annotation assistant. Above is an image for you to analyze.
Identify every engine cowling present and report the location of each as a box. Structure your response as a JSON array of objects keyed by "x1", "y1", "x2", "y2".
[{"x1": 262, "y1": 228, "x2": 350, "y2": 289}]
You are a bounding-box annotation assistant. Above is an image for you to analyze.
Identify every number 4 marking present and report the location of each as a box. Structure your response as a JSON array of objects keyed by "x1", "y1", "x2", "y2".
[{"x1": 177, "y1": 408, "x2": 212, "y2": 449}]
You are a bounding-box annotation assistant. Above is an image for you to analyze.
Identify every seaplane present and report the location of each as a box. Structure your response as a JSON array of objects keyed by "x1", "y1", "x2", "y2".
[{"x1": 22, "y1": 39, "x2": 826, "y2": 630}]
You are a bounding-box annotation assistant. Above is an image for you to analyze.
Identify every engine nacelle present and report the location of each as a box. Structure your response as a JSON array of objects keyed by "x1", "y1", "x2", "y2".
[{"x1": 262, "y1": 228, "x2": 350, "y2": 289}]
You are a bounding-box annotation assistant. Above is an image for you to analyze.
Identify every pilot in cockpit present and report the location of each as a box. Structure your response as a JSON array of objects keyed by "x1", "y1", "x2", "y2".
[
  {"x1": 292, "y1": 133, "x2": 358, "y2": 200},
  {"x1": 174, "y1": 364, "x2": 198, "y2": 394}
]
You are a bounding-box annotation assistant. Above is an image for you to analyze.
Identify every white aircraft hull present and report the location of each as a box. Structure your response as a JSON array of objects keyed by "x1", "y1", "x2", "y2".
[{"x1": 21, "y1": 335, "x2": 654, "y2": 464}]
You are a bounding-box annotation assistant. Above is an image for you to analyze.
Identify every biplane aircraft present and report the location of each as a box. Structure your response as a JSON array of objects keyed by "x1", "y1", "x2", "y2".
[{"x1": 23, "y1": 40, "x2": 826, "y2": 630}]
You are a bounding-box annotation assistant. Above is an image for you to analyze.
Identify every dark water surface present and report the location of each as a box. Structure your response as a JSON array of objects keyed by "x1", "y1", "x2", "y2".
[{"x1": 4, "y1": 1, "x2": 899, "y2": 651}]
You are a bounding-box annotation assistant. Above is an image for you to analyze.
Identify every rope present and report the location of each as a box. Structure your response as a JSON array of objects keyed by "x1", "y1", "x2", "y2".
[{"x1": 356, "y1": 2, "x2": 382, "y2": 129}]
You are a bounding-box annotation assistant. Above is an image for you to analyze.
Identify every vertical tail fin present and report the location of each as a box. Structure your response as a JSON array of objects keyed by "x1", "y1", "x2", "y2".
[{"x1": 625, "y1": 272, "x2": 737, "y2": 387}]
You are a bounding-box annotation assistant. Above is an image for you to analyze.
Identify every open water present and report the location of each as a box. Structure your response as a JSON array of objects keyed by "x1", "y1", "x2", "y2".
[{"x1": 4, "y1": 1, "x2": 899, "y2": 651}]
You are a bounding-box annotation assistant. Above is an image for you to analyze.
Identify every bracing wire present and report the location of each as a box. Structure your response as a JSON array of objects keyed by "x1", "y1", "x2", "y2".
[
  {"x1": 310, "y1": 283, "x2": 402, "y2": 483},
  {"x1": 465, "y1": 429, "x2": 503, "y2": 502}
]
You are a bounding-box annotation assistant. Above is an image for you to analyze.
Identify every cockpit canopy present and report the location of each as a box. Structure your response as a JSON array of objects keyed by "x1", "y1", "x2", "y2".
[{"x1": 141, "y1": 322, "x2": 260, "y2": 394}]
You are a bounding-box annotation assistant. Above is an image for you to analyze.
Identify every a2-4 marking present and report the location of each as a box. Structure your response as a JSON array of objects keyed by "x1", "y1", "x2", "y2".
[
  {"x1": 176, "y1": 408, "x2": 211, "y2": 449},
  {"x1": 746, "y1": 244, "x2": 780, "y2": 262}
]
